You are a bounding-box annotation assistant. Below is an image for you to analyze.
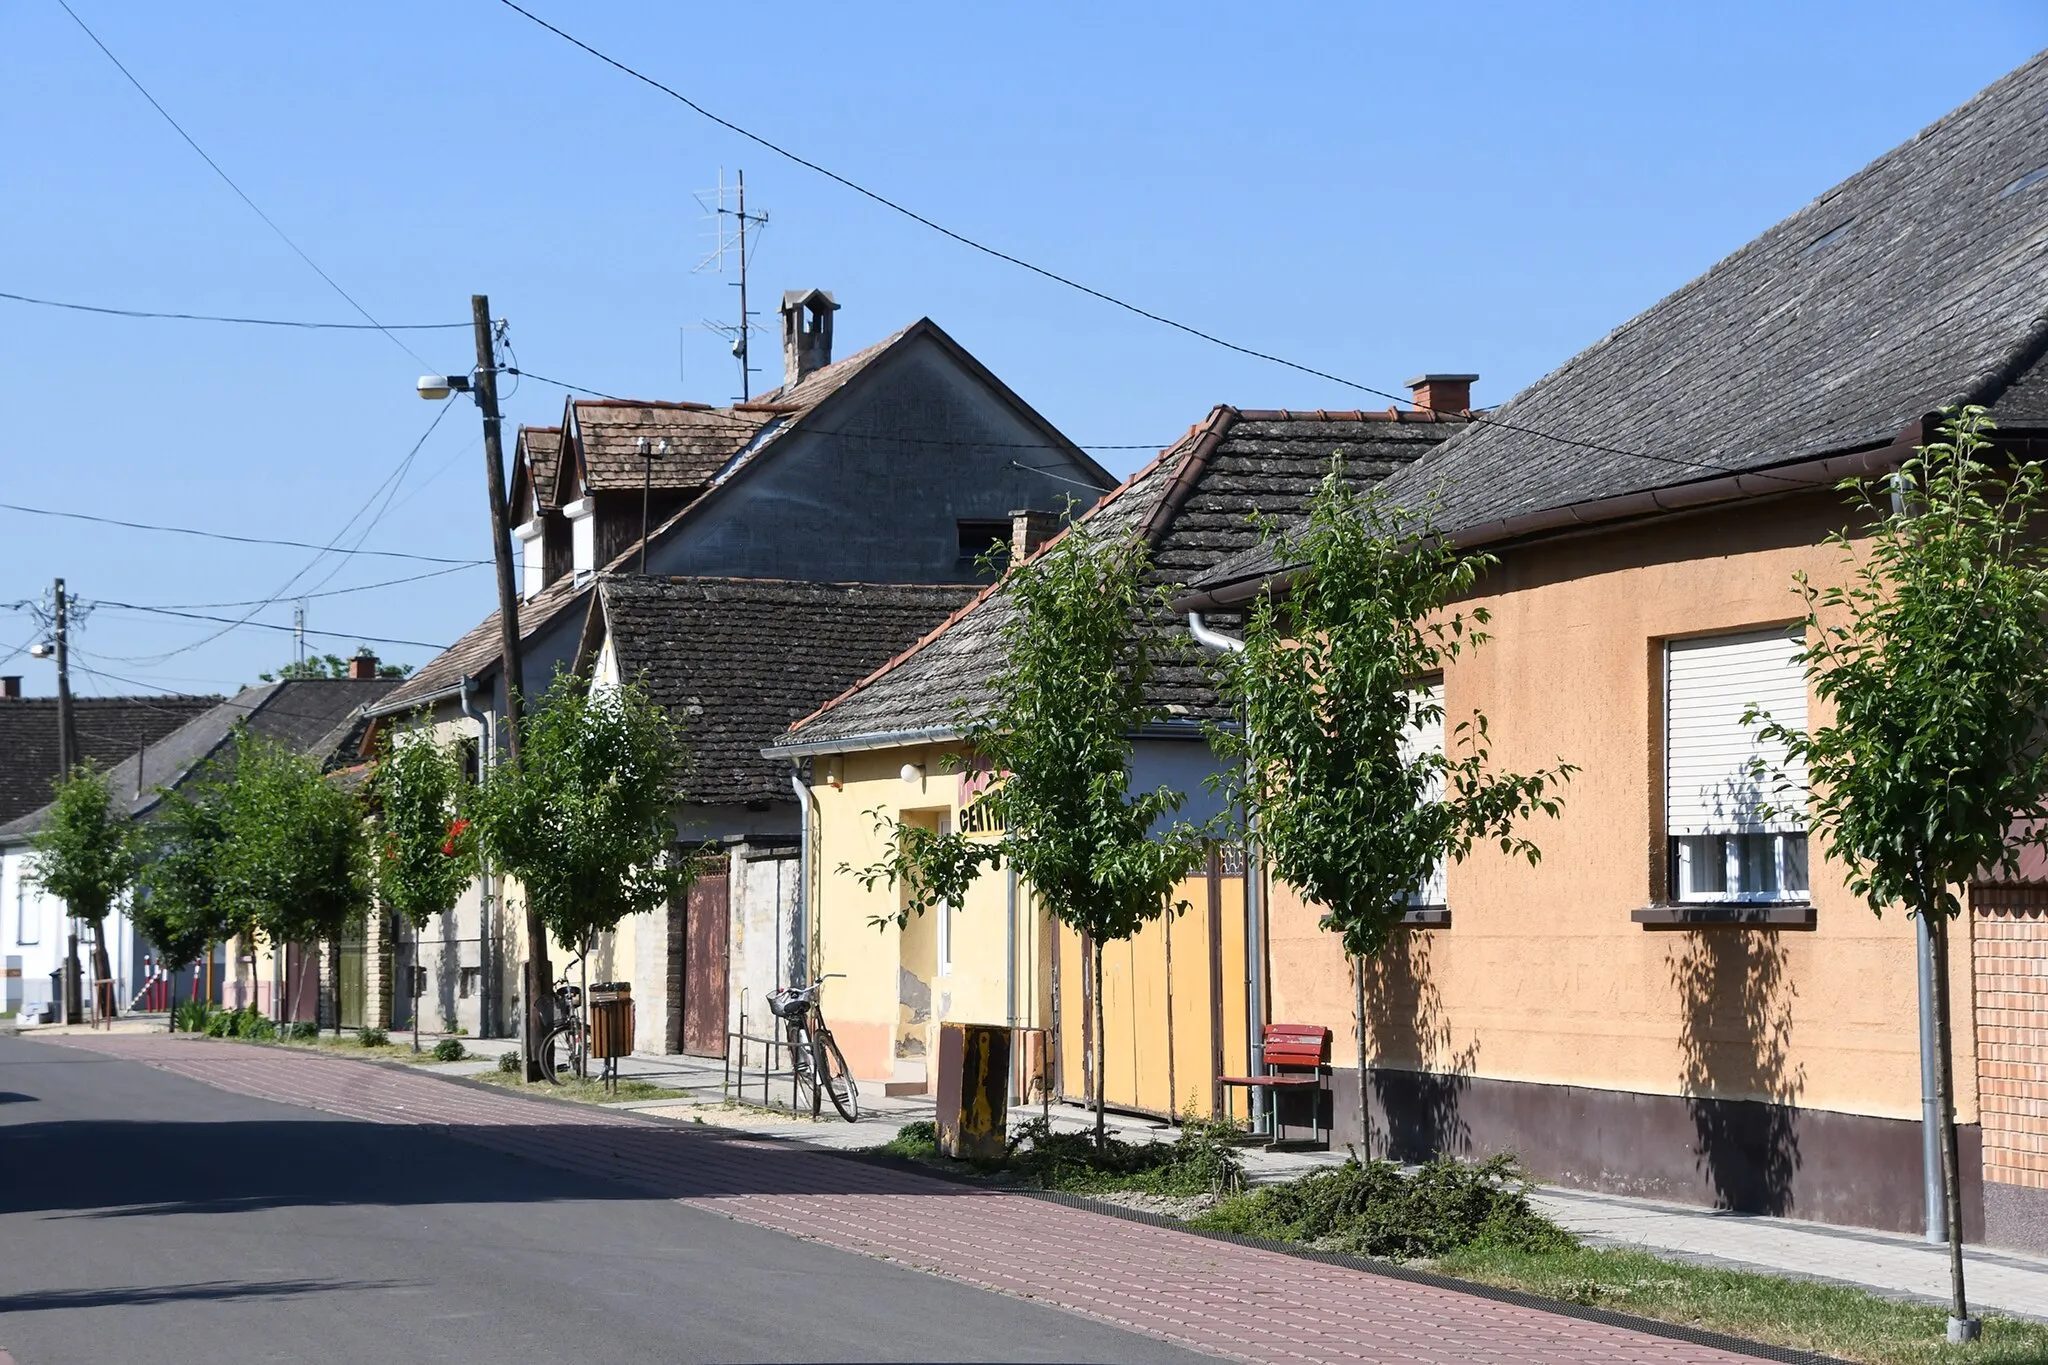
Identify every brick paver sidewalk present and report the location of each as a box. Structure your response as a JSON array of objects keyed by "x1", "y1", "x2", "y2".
[{"x1": 50, "y1": 1034, "x2": 1771, "y2": 1365}]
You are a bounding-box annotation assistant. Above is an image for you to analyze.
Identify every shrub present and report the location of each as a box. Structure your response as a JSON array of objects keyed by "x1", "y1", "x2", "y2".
[
  {"x1": 432, "y1": 1038, "x2": 466, "y2": 1062},
  {"x1": 287, "y1": 1021, "x2": 320, "y2": 1041},
  {"x1": 878, "y1": 1120, "x2": 938, "y2": 1159},
  {"x1": 173, "y1": 999, "x2": 213, "y2": 1033},
  {"x1": 1002, "y1": 1113, "x2": 1245, "y2": 1196},
  {"x1": 496, "y1": 1050, "x2": 522, "y2": 1074},
  {"x1": 1193, "y1": 1152, "x2": 1574, "y2": 1260},
  {"x1": 356, "y1": 1026, "x2": 389, "y2": 1048},
  {"x1": 237, "y1": 1012, "x2": 277, "y2": 1041}
]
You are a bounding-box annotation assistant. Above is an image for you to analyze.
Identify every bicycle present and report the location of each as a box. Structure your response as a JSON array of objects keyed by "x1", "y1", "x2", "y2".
[
  {"x1": 538, "y1": 960, "x2": 587, "y2": 1084},
  {"x1": 768, "y1": 974, "x2": 860, "y2": 1121}
]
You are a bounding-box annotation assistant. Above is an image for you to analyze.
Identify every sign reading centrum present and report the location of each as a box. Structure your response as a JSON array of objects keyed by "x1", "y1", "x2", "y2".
[{"x1": 957, "y1": 756, "x2": 1007, "y2": 836}]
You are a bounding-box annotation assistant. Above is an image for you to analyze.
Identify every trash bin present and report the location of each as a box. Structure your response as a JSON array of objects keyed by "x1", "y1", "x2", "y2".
[
  {"x1": 936, "y1": 1022, "x2": 1010, "y2": 1162},
  {"x1": 587, "y1": 981, "x2": 635, "y2": 1060}
]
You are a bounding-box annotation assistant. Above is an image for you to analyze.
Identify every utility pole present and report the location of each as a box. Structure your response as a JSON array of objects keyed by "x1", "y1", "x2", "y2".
[
  {"x1": 470, "y1": 293, "x2": 546, "y2": 1079},
  {"x1": 52, "y1": 578, "x2": 83, "y2": 1025},
  {"x1": 293, "y1": 602, "x2": 307, "y2": 671},
  {"x1": 693, "y1": 168, "x2": 769, "y2": 401}
]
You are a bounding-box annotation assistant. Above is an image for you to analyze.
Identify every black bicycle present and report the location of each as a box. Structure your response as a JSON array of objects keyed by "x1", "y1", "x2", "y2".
[
  {"x1": 538, "y1": 962, "x2": 587, "y2": 1084},
  {"x1": 768, "y1": 974, "x2": 859, "y2": 1121}
]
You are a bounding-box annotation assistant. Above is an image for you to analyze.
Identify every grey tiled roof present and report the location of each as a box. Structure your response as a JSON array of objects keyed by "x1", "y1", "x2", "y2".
[
  {"x1": 0, "y1": 679, "x2": 399, "y2": 841},
  {"x1": 598, "y1": 576, "x2": 979, "y2": 805},
  {"x1": 0, "y1": 695, "x2": 219, "y2": 827},
  {"x1": 372, "y1": 571, "x2": 590, "y2": 713},
  {"x1": 567, "y1": 402, "x2": 774, "y2": 495},
  {"x1": 777, "y1": 408, "x2": 1462, "y2": 747},
  {"x1": 1212, "y1": 52, "x2": 2048, "y2": 590}
]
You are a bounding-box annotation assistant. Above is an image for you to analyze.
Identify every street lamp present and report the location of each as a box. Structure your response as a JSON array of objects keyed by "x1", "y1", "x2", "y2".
[
  {"x1": 416, "y1": 374, "x2": 473, "y2": 402},
  {"x1": 637, "y1": 437, "x2": 669, "y2": 574}
]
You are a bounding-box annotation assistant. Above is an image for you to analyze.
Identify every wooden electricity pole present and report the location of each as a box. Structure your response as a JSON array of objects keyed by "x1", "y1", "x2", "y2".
[{"x1": 52, "y1": 578, "x2": 84, "y2": 1024}]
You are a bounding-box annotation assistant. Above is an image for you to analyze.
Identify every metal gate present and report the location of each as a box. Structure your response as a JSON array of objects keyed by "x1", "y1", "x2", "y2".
[{"x1": 681, "y1": 857, "x2": 730, "y2": 1057}]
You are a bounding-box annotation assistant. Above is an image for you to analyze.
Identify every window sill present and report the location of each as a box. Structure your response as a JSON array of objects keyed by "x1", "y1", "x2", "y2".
[
  {"x1": 1631, "y1": 903, "x2": 1815, "y2": 929},
  {"x1": 1400, "y1": 907, "x2": 1451, "y2": 928}
]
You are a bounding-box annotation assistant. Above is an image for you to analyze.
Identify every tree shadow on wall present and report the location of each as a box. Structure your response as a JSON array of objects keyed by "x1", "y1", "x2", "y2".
[
  {"x1": 1362, "y1": 930, "x2": 1479, "y2": 1162},
  {"x1": 1669, "y1": 928, "x2": 1806, "y2": 1215}
]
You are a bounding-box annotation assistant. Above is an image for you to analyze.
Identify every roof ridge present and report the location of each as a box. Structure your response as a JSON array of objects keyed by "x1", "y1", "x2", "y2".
[{"x1": 605, "y1": 573, "x2": 985, "y2": 591}]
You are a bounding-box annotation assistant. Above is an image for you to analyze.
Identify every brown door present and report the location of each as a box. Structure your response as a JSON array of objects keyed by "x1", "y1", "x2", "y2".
[{"x1": 682, "y1": 858, "x2": 730, "y2": 1056}]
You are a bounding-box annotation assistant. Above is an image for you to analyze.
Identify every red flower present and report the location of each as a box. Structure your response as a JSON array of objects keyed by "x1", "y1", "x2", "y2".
[{"x1": 440, "y1": 817, "x2": 471, "y2": 856}]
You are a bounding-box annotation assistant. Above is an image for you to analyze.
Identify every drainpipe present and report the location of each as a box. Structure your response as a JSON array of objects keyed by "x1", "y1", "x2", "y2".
[
  {"x1": 790, "y1": 764, "x2": 813, "y2": 987},
  {"x1": 457, "y1": 676, "x2": 495, "y2": 1037},
  {"x1": 1006, "y1": 864, "x2": 1019, "y2": 1029},
  {"x1": 1187, "y1": 612, "x2": 1270, "y2": 1136}
]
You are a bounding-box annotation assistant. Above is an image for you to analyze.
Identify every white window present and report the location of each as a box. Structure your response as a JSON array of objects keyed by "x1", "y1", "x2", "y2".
[
  {"x1": 565, "y1": 498, "x2": 595, "y2": 581},
  {"x1": 516, "y1": 519, "x2": 546, "y2": 598},
  {"x1": 15, "y1": 875, "x2": 36, "y2": 946},
  {"x1": 1403, "y1": 680, "x2": 1447, "y2": 910},
  {"x1": 1666, "y1": 629, "x2": 1809, "y2": 902}
]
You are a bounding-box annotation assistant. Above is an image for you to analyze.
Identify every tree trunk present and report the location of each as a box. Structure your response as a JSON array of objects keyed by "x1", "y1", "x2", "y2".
[
  {"x1": 1092, "y1": 937, "x2": 1107, "y2": 1149},
  {"x1": 413, "y1": 927, "x2": 423, "y2": 1054},
  {"x1": 90, "y1": 921, "x2": 114, "y2": 1020},
  {"x1": 1353, "y1": 954, "x2": 1369, "y2": 1153},
  {"x1": 1926, "y1": 910, "x2": 1973, "y2": 1328}
]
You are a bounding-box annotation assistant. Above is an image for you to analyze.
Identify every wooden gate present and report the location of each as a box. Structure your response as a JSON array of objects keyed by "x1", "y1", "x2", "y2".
[
  {"x1": 681, "y1": 857, "x2": 730, "y2": 1057},
  {"x1": 1057, "y1": 846, "x2": 1252, "y2": 1120},
  {"x1": 337, "y1": 938, "x2": 367, "y2": 1030}
]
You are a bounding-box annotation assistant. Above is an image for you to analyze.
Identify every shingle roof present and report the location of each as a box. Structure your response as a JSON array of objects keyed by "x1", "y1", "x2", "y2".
[
  {"x1": 0, "y1": 679, "x2": 399, "y2": 841},
  {"x1": 598, "y1": 576, "x2": 979, "y2": 805},
  {"x1": 0, "y1": 694, "x2": 219, "y2": 828},
  {"x1": 515, "y1": 426, "x2": 563, "y2": 515},
  {"x1": 371, "y1": 571, "x2": 590, "y2": 713},
  {"x1": 1208, "y1": 52, "x2": 2048, "y2": 594},
  {"x1": 567, "y1": 402, "x2": 774, "y2": 495},
  {"x1": 776, "y1": 408, "x2": 1462, "y2": 748}
]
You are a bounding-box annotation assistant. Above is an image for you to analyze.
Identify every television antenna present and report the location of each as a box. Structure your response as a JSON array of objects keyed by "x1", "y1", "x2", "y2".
[{"x1": 692, "y1": 168, "x2": 770, "y2": 401}]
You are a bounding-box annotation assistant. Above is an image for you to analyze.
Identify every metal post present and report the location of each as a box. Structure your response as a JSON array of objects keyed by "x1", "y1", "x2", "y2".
[{"x1": 1917, "y1": 910, "x2": 1945, "y2": 1242}]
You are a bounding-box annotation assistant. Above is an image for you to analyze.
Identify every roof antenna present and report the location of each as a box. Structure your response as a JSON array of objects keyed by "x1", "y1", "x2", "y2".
[{"x1": 693, "y1": 167, "x2": 770, "y2": 402}]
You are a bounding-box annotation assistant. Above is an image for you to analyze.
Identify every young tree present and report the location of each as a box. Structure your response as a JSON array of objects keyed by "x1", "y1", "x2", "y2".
[
  {"x1": 470, "y1": 674, "x2": 692, "y2": 1074},
  {"x1": 1210, "y1": 461, "x2": 1574, "y2": 1145},
  {"x1": 135, "y1": 777, "x2": 241, "y2": 1025},
  {"x1": 27, "y1": 763, "x2": 140, "y2": 1021},
  {"x1": 259, "y1": 650, "x2": 413, "y2": 682},
  {"x1": 849, "y1": 520, "x2": 1210, "y2": 1145},
  {"x1": 1751, "y1": 408, "x2": 2048, "y2": 1338},
  {"x1": 371, "y1": 733, "x2": 476, "y2": 1052},
  {"x1": 215, "y1": 729, "x2": 374, "y2": 1025}
]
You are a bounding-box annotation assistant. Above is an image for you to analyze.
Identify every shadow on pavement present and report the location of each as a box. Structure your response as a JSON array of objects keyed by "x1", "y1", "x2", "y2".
[{"x1": 0, "y1": 1278, "x2": 408, "y2": 1313}]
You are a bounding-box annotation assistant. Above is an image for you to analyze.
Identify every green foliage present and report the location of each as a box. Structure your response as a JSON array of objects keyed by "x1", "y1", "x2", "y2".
[
  {"x1": 204, "y1": 1005, "x2": 276, "y2": 1040},
  {"x1": 496, "y1": 1049, "x2": 522, "y2": 1074},
  {"x1": 260, "y1": 651, "x2": 412, "y2": 682},
  {"x1": 1193, "y1": 1152, "x2": 1572, "y2": 1259},
  {"x1": 287, "y1": 1021, "x2": 320, "y2": 1041},
  {"x1": 213, "y1": 728, "x2": 372, "y2": 952},
  {"x1": 470, "y1": 674, "x2": 695, "y2": 955},
  {"x1": 173, "y1": 998, "x2": 213, "y2": 1032},
  {"x1": 432, "y1": 1037, "x2": 466, "y2": 1062},
  {"x1": 1210, "y1": 461, "x2": 1575, "y2": 959},
  {"x1": 26, "y1": 762, "x2": 139, "y2": 932},
  {"x1": 137, "y1": 779, "x2": 240, "y2": 967},
  {"x1": 877, "y1": 1120, "x2": 938, "y2": 1159},
  {"x1": 1001, "y1": 1114, "x2": 1246, "y2": 1195},
  {"x1": 370, "y1": 735, "x2": 474, "y2": 936},
  {"x1": 356, "y1": 1026, "x2": 389, "y2": 1048},
  {"x1": 1752, "y1": 409, "x2": 2048, "y2": 922}
]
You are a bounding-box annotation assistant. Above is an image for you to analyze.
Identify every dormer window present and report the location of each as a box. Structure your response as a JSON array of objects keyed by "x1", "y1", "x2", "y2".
[
  {"x1": 515, "y1": 519, "x2": 546, "y2": 599},
  {"x1": 565, "y1": 497, "x2": 595, "y2": 581}
]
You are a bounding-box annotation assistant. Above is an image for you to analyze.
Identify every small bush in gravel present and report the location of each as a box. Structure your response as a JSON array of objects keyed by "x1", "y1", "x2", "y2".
[
  {"x1": 1193, "y1": 1152, "x2": 1573, "y2": 1260},
  {"x1": 432, "y1": 1038, "x2": 466, "y2": 1062},
  {"x1": 1003, "y1": 1114, "x2": 1246, "y2": 1196},
  {"x1": 878, "y1": 1121, "x2": 937, "y2": 1158},
  {"x1": 356, "y1": 1026, "x2": 389, "y2": 1048},
  {"x1": 496, "y1": 1050, "x2": 522, "y2": 1074}
]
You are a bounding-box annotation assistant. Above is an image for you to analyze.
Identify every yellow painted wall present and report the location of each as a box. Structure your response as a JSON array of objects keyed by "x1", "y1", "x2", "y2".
[{"x1": 1266, "y1": 492, "x2": 1979, "y2": 1124}]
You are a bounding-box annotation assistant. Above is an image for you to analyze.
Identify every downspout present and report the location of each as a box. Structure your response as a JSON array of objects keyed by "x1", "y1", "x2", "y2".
[
  {"x1": 790, "y1": 764, "x2": 813, "y2": 988},
  {"x1": 458, "y1": 675, "x2": 496, "y2": 1037},
  {"x1": 1188, "y1": 612, "x2": 1269, "y2": 1136}
]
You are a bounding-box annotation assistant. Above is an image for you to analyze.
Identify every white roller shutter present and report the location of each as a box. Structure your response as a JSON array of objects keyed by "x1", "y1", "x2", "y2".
[
  {"x1": 1404, "y1": 680, "x2": 1448, "y2": 906},
  {"x1": 1666, "y1": 629, "x2": 1807, "y2": 836}
]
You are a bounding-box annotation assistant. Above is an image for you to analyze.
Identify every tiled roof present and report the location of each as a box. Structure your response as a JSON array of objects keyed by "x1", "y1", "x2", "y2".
[
  {"x1": 370, "y1": 571, "x2": 590, "y2": 714},
  {"x1": 1215, "y1": 52, "x2": 2048, "y2": 592},
  {"x1": 567, "y1": 402, "x2": 774, "y2": 495},
  {"x1": 0, "y1": 679, "x2": 399, "y2": 841},
  {"x1": 598, "y1": 576, "x2": 979, "y2": 805},
  {"x1": 515, "y1": 426, "x2": 563, "y2": 515},
  {"x1": 0, "y1": 694, "x2": 219, "y2": 827},
  {"x1": 777, "y1": 408, "x2": 1462, "y2": 748}
]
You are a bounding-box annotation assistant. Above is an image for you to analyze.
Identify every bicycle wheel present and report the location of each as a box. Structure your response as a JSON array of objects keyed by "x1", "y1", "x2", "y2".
[
  {"x1": 788, "y1": 1024, "x2": 821, "y2": 1117},
  {"x1": 814, "y1": 1028, "x2": 859, "y2": 1122},
  {"x1": 537, "y1": 1028, "x2": 570, "y2": 1084}
]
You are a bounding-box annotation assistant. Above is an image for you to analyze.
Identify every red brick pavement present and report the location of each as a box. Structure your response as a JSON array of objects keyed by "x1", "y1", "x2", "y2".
[{"x1": 50, "y1": 1034, "x2": 1764, "y2": 1365}]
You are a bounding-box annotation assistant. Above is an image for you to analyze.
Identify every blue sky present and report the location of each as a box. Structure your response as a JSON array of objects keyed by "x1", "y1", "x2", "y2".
[{"x1": 2, "y1": 2, "x2": 2042, "y2": 697}]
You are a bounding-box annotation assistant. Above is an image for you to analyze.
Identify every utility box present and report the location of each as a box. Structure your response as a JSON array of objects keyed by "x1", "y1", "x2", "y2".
[
  {"x1": 935, "y1": 1022, "x2": 1010, "y2": 1162},
  {"x1": 588, "y1": 981, "x2": 635, "y2": 1060}
]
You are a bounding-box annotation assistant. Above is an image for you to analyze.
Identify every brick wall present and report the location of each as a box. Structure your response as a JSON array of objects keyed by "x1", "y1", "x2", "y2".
[{"x1": 1973, "y1": 902, "x2": 2048, "y2": 1191}]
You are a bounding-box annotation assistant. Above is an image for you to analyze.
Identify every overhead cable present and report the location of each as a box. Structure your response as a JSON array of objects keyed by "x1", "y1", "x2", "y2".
[{"x1": 0, "y1": 289, "x2": 467, "y2": 330}]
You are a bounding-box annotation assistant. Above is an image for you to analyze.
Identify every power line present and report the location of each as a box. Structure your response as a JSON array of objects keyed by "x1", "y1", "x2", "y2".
[
  {"x1": 115, "y1": 563, "x2": 485, "y2": 612},
  {"x1": 90, "y1": 603, "x2": 450, "y2": 653},
  {"x1": 497, "y1": 1, "x2": 1803, "y2": 490},
  {"x1": 67, "y1": 657, "x2": 416, "y2": 733},
  {"x1": 0, "y1": 289, "x2": 468, "y2": 330},
  {"x1": 53, "y1": 0, "x2": 436, "y2": 371},
  {"x1": 0, "y1": 501, "x2": 490, "y2": 566}
]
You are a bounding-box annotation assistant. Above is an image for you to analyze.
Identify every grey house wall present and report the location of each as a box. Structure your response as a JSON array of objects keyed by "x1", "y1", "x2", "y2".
[{"x1": 649, "y1": 334, "x2": 1106, "y2": 582}]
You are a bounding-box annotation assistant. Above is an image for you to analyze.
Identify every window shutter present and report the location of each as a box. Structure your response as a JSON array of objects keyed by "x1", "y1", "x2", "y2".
[
  {"x1": 1404, "y1": 680, "x2": 1448, "y2": 906},
  {"x1": 1666, "y1": 629, "x2": 1806, "y2": 836}
]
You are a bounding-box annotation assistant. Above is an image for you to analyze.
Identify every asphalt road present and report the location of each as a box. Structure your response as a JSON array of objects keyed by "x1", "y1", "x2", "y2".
[{"x1": 0, "y1": 1035, "x2": 1215, "y2": 1364}]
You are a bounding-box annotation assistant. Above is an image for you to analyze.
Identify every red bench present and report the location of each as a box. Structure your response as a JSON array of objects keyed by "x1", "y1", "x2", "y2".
[{"x1": 1218, "y1": 1023, "x2": 1332, "y2": 1147}]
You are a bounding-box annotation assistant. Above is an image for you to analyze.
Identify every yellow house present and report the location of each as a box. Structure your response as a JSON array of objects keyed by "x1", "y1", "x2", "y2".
[
  {"x1": 1177, "y1": 56, "x2": 2048, "y2": 1248},
  {"x1": 769, "y1": 401, "x2": 1469, "y2": 1106}
]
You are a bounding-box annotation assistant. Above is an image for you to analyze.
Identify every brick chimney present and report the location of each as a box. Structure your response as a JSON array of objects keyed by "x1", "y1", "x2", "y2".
[
  {"x1": 1010, "y1": 509, "x2": 1061, "y2": 563},
  {"x1": 1, "y1": 676, "x2": 18, "y2": 699},
  {"x1": 348, "y1": 652, "x2": 379, "y2": 681},
  {"x1": 780, "y1": 289, "x2": 840, "y2": 388},
  {"x1": 1405, "y1": 373, "x2": 1478, "y2": 416}
]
